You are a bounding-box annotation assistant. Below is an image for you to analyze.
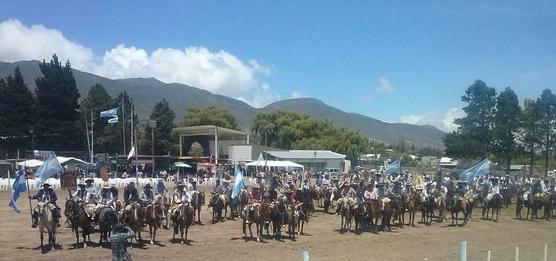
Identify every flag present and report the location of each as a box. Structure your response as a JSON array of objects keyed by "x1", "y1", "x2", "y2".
[
  {"x1": 100, "y1": 107, "x2": 118, "y2": 118},
  {"x1": 459, "y1": 159, "x2": 490, "y2": 182},
  {"x1": 8, "y1": 170, "x2": 27, "y2": 213},
  {"x1": 34, "y1": 152, "x2": 63, "y2": 186},
  {"x1": 127, "y1": 146, "x2": 136, "y2": 160},
  {"x1": 383, "y1": 160, "x2": 401, "y2": 176},
  {"x1": 108, "y1": 117, "x2": 119, "y2": 124},
  {"x1": 231, "y1": 165, "x2": 245, "y2": 199}
]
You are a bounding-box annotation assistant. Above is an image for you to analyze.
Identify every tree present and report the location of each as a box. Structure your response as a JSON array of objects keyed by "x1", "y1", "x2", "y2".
[
  {"x1": 446, "y1": 80, "x2": 497, "y2": 158},
  {"x1": 492, "y1": 87, "x2": 521, "y2": 174},
  {"x1": 180, "y1": 106, "x2": 239, "y2": 130},
  {"x1": 34, "y1": 54, "x2": 82, "y2": 150},
  {"x1": 0, "y1": 67, "x2": 35, "y2": 152},
  {"x1": 80, "y1": 84, "x2": 113, "y2": 153},
  {"x1": 520, "y1": 99, "x2": 540, "y2": 176},
  {"x1": 142, "y1": 99, "x2": 176, "y2": 155},
  {"x1": 189, "y1": 141, "x2": 204, "y2": 157},
  {"x1": 535, "y1": 89, "x2": 556, "y2": 176}
]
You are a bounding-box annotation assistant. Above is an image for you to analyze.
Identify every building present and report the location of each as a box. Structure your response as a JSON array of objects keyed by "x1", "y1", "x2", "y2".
[
  {"x1": 173, "y1": 125, "x2": 249, "y2": 164},
  {"x1": 421, "y1": 156, "x2": 439, "y2": 167},
  {"x1": 264, "y1": 150, "x2": 348, "y2": 171},
  {"x1": 438, "y1": 157, "x2": 458, "y2": 168},
  {"x1": 228, "y1": 145, "x2": 284, "y2": 162}
]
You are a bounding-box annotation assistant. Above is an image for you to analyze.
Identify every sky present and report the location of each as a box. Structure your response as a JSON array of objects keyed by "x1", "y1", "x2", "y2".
[{"x1": 0, "y1": 1, "x2": 555, "y2": 132}]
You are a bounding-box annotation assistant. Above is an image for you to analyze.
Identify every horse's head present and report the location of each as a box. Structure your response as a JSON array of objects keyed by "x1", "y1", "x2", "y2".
[{"x1": 199, "y1": 192, "x2": 206, "y2": 205}]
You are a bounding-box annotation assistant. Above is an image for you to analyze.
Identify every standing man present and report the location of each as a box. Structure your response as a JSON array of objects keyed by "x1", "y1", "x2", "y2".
[{"x1": 110, "y1": 225, "x2": 135, "y2": 261}]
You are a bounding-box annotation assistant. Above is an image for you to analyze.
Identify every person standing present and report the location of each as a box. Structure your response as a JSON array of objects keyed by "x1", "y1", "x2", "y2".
[{"x1": 110, "y1": 225, "x2": 135, "y2": 261}]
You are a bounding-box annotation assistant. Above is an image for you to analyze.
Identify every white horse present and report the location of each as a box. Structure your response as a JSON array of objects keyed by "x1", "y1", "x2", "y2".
[{"x1": 36, "y1": 201, "x2": 57, "y2": 247}]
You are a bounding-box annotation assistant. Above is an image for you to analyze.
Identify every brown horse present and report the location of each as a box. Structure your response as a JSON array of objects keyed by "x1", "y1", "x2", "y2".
[
  {"x1": 145, "y1": 203, "x2": 163, "y2": 245},
  {"x1": 338, "y1": 197, "x2": 354, "y2": 232},
  {"x1": 171, "y1": 203, "x2": 194, "y2": 244},
  {"x1": 287, "y1": 204, "x2": 299, "y2": 240},
  {"x1": 64, "y1": 199, "x2": 92, "y2": 247},
  {"x1": 405, "y1": 194, "x2": 420, "y2": 227},
  {"x1": 243, "y1": 203, "x2": 265, "y2": 242},
  {"x1": 381, "y1": 201, "x2": 393, "y2": 232},
  {"x1": 121, "y1": 203, "x2": 144, "y2": 245},
  {"x1": 365, "y1": 199, "x2": 382, "y2": 232},
  {"x1": 450, "y1": 196, "x2": 467, "y2": 226},
  {"x1": 191, "y1": 191, "x2": 205, "y2": 224},
  {"x1": 208, "y1": 193, "x2": 225, "y2": 222}
]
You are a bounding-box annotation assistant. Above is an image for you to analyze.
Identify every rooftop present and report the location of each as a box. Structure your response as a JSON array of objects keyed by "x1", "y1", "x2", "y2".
[
  {"x1": 173, "y1": 125, "x2": 247, "y2": 139},
  {"x1": 267, "y1": 150, "x2": 345, "y2": 159}
]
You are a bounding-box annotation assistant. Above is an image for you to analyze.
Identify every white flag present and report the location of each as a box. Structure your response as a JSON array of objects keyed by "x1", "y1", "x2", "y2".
[{"x1": 127, "y1": 146, "x2": 136, "y2": 160}]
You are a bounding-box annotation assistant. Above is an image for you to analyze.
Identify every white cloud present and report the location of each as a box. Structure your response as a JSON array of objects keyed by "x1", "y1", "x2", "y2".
[
  {"x1": 237, "y1": 83, "x2": 281, "y2": 108},
  {"x1": 0, "y1": 19, "x2": 270, "y2": 98},
  {"x1": 0, "y1": 19, "x2": 95, "y2": 70},
  {"x1": 375, "y1": 77, "x2": 395, "y2": 93},
  {"x1": 400, "y1": 107, "x2": 465, "y2": 132},
  {"x1": 291, "y1": 91, "x2": 305, "y2": 99},
  {"x1": 362, "y1": 77, "x2": 396, "y2": 101}
]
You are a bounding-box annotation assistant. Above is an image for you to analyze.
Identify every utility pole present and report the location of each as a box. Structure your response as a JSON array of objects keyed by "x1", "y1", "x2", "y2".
[
  {"x1": 90, "y1": 109, "x2": 94, "y2": 164},
  {"x1": 149, "y1": 120, "x2": 157, "y2": 177},
  {"x1": 121, "y1": 96, "x2": 126, "y2": 155}
]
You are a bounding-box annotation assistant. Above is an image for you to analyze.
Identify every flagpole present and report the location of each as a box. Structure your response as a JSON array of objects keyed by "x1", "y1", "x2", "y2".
[
  {"x1": 24, "y1": 159, "x2": 33, "y2": 223},
  {"x1": 90, "y1": 109, "x2": 94, "y2": 164}
]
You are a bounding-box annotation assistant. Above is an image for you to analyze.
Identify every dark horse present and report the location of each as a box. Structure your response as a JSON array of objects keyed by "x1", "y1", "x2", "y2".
[
  {"x1": 171, "y1": 203, "x2": 194, "y2": 244},
  {"x1": 420, "y1": 196, "x2": 435, "y2": 225},
  {"x1": 450, "y1": 196, "x2": 468, "y2": 226},
  {"x1": 97, "y1": 206, "x2": 118, "y2": 244},
  {"x1": 270, "y1": 200, "x2": 287, "y2": 240},
  {"x1": 64, "y1": 199, "x2": 93, "y2": 247},
  {"x1": 208, "y1": 193, "x2": 225, "y2": 222},
  {"x1": 191, "y1": 191, "x2": 205, "y2": 224},
  {"x1": 482, "y1": 194, "x2": 503, "y2": 222},
  {"x1": 121, "y1": 203, "x2": 145, "y2": 245}
]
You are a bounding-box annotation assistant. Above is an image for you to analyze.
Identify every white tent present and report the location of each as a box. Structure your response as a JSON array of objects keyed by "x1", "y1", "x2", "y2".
[
  {"x1": 245, "y1": 160, "x2": 304, "y2": 169},
  {"x1": 17, "y1": 159, "x2": 44, "y2": 168},
  {"x1": 174, "y1": 162, "x2": 192, "y2": 168}
]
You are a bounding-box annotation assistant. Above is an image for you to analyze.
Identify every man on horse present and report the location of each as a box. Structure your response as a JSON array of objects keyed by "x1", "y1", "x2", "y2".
[
  {"x1": 85, "y1": 178, "x2": 98, "y2": 204},
  {"x1": 123, "y1": 182, "x2": 140, "y2": 205},
  {"x1": 336, "y1": 181, "x2": 356, "y2": 214},
  {"x1": 72, "y1": 181, "x2": 88, "y2": 202},
  {"x1": 486, "y1": 177, "x2": 501, "y2": 202},
  {"x1": 170, "y1": 181, "x2": 190, "y2": 219},
  {"x1": 30, "y1": 183, "x2": 61, "y2": 228},
  {"x1": 139, "y1": 184, "x2": 155, "y2": 205}
]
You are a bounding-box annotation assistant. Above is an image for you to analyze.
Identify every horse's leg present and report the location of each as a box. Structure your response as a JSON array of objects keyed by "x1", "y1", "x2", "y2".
[
  {"x1": 149, "y1": 225, "x2": 153, "y2": 245},
  {"x1": 185, "y1": 225, "x2": 189, "y2": 244},
  {"x1": 180, "y1": 225, "x2": 185, "y2": 244}
]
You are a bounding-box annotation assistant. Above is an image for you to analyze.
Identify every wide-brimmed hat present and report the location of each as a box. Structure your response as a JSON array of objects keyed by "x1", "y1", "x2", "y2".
[
  {"x1": 176, "y1": 181, "x2": 185, "y2": 187},
  {"x1": 102, "y1": 184, "x2": 110, "y2": 189},
  {"x1": 252, "y1": 183, "x2": 260, "y2": 189},
  {"x1": 42, "y1": 183, "x2": 51, "y2": 187},
  {"x1": 85, "y1": 178, "x2": 94, "y2": 183},
  {"x1": 78, "y1": 181, "x2": 86, "y2": 186},
  {"x1": 144, "y1": 183, "x2": 152, "y2": 188},
  {"x1": 158, "y1": 179, "x2": 164, "y2": 183},
  {"x1": 127, "y1": 182, "x2": 135, "y2": 187}
]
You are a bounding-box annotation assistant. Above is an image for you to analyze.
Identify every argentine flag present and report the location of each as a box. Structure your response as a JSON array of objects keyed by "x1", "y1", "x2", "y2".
[
  {"x1": 383, "y1": 160, "x2": 401, "y2": 176},
  {"x1": 231, "y1": 165, "x2": 245, "y2": 199},
  {"x1": 8, "y1": 170, "x2": 27, "y2": 213},
  {"x1": 100, "y1": 107, "x2": 118, "y2": 118},
  {"x1": 459, "y1": 159, "x2": 491, "y2": 182},
  {"x1": 35, "y1": 152, "x2": 63, "y2": 186}
]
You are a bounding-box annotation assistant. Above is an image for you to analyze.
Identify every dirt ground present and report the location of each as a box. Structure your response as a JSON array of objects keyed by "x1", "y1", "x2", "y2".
[{"x1": 1, "y1": 186, "x2": 554, "y2": 261}]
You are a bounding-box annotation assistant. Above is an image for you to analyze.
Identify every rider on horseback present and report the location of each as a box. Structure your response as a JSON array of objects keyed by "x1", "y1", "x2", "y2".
[
  {"x1": 139, "y1": 184, "x2": 155, "y2": 204},
  {"x1": 30, "y1": 183, "x2": 61, "y2": 228},
  {"x1": 123, "y1": 182, "x2": 140, "y2": 205},
  {"x1": 72, "y1": 181, "x2": 87, "y2": 202},
  {"x1": 486, "y1": 177, "x2": 501, "y2": 202},
  {"x1": 335, "y1": 181, "x2": 356, "y2": 215},
  {"x1": 93, "y1": 185, "x2": 114, "y2": 223},
  {"x1": 84, "y1": 178, "x2": 98, "y2": 203},
  {"x1": 170, "y1": 181, "x2": 190, "y2": 219}
]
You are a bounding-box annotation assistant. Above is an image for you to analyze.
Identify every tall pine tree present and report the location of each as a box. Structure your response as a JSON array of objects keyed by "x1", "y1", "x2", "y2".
[
  {"x1": 492, "y1": 87, "x2": 521, "y2": 174},
  {"x1": 0, "y1": 67, "x2": 36, "y2": 153},
  {"x1": 141, "y1": 99, "x2": 175, "y2": 155},
  {"x1": 35, "y1": 54, "x2": 82, "y2": 151},
  {"x1": 535, "y1": 89, "x2": 556, "y2": 176}
]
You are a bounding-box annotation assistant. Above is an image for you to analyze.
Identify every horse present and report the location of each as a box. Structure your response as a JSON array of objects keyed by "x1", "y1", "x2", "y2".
[
  {"x1": 237, "y1": 189, "x2": 249, "y2": 218},
  {"x1": 338, "y1": 197, "x2": 354, "y2": 232},
  {"x1": 464, "y1": 192, "x2": 477, "y2": 221},
  {"x1": 434, "y1": 194, "x2": 447, "y2": 223},
  {"x1": 121, "y1": 203, "x2": 144, "y2": 245},
  {"x1": 450, "y1": 196, "x2": 467, "y2": 226},
  {"x1": 353, "y1": 202, "x2": 367, "y2": 230},
  {"x1": 64, "y1": 199, "x2": 93, "y2": 247},
  {"x1": 287, "y1": 203, "x2": 299, "y2": 240},
  {"x1": 381, "y1": 201, "x2": 393, "y2": 232},
  {"x1": 190, "y1": 191, "x2": 205, "y2": 224},
  {"x1": 145, "y1": 202, "x2": 163, "y2": 245},
  {"x1": 365, "y1": 199, "x2": 381, "y2": 232},
  {"x1": 391, "y1": 194, "x2": 406, "y2": 227},
  {"x1": 171, "y1": 203, "x2": 194, "y2": 244},
  {"x1": 482, "y1": 193, "x2": 503, "y2": 222},
  {"x1": 36, "y1": 201, "x2": 57, "y2": 248},
  {"x1": 295, "y1": 202, "x2": 309, "y2": 235},
  {"x1": 500, "y1": 184, "x2": 514, "y2": 207},
  {"x1": 270, "y1": 200, "x2": 286, "y2": 240},
  {"x1": 97, "y1": 206, "x2": 118, "y2": 244},
  {"x1": 540, "y1": 192, "x2": 553, "y2": 220},
  {"x1": 322, "y1": 187, "x2": 334, "y2": 213},
  {"x1": 243, "y1": 203, "x2": 264, "y2": 242},
  {"x1": 405, "y1": 193, "x2": 420, "y2": 227},
  {"x1": 208, "y1": 193, "x2": 225, "y2": 222},
  {"x1": 420, "y1": 195, "x2": 435, "y2": 225}
]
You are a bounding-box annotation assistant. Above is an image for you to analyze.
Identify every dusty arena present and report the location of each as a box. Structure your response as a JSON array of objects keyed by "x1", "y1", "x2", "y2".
[{"x1": 1, "y1": 186, "x2": 554, "y2": 261}]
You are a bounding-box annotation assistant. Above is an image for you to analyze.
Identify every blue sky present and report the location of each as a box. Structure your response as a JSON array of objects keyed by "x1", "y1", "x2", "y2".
[{"x1": 1, "y1": 1, "x2": 555, "y2": 131}]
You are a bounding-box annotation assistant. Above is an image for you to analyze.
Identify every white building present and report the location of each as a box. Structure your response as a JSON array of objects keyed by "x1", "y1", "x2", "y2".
[{"x1": 265, "y1": 150, "x2": 348, "y2": 171}]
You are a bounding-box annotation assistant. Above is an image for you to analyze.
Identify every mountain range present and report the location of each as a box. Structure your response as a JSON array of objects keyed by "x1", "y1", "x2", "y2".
[{"x1": 0, "y1": 60, "x2": 446, "y2": 149}]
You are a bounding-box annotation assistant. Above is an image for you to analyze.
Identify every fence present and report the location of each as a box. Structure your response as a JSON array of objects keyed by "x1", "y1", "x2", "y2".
[{"x1": 422, "y1": 241, "x2": 550, "y2": 261}]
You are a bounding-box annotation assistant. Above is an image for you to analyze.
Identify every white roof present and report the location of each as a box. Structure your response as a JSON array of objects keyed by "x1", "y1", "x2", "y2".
[
  {"x1": 17, "y1": 159, "x2": 44, "y2": 168},
  {"x1": 439, "y1": 157, "x2": 455, "y2": 163},
  {"x1": 267, "y1": 150, "x2": 345, "y2": 159},
  {"x1": 174, "y1": 162, "x2": 192, "y2": 168},
  {"x1": 246, "y1": 160, "x2": 304, "y2": 169}
]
